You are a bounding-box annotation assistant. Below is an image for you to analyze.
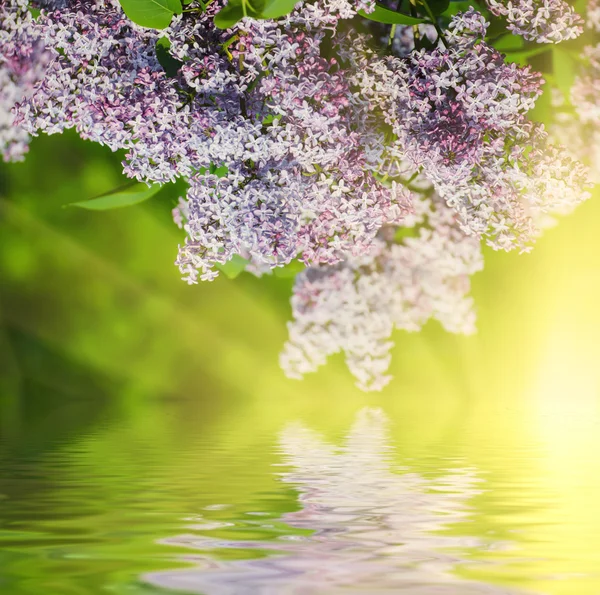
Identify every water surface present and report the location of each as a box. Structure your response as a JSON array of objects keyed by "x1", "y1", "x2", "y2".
[{"x1": 2, "y1": 392, "x2": 600, "y2": 595}]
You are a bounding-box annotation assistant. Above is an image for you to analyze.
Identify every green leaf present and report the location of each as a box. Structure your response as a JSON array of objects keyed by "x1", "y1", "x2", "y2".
[
  {"x1": 492, "y1": 34, "x2": 524, "y2": 52},
  {"x1": 155, "y1": 37, "x2": 183, "y2": 78},
  {"x1": 417, "y1": 0, "x2": 449, "y2": 16},
  {"x1": 441, "y1": 1, "x2": 473, "y2": 17},
  {"x1": 394, "y1": 226, "x2": 420, "y2": 244},
  {"x1": 214, "y1": 0, "x2": 297, "y2": 28},
  {"x1": 262, "y1": 0, "x2": 299, "y2": 18},
  {"x1": 262, "y1": 114, "x2": 282, "y2": 127},
  {"x1": 209, "y1": 164, "x2": 229, "y2": 178},
  {"x1": 503, "y1": 45, "x2": 550, "y2": 66},
  {"x1": 214, "y1": 3, "x2": 245, "y2": 28},
  {"x1": 118, "y1": 0, "x2": 182, "y2": 29},
  {"x1": 528, "y1": 78, "x2": 552, "y2": 122},
  {"x1": 214, "y1": 0, "x2": 266, "y2": 28},
  {"x1": 68, "y1": 182, "x2": 162, "y2": 210},
  {"x1": 215, "y1": 254, "x2": 249, "y2": 279},
  {"x1": 358, "y1": 5, "x2": 424, "y2": 25},
  {"x1": 273, "y1": 260, "x2": 305, "y2": 278}
]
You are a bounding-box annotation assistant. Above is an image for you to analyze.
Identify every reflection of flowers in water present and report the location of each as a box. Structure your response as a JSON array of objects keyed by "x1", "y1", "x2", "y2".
[{"x1": 145, "y1": 409, "x2": 524, "y2": 594}]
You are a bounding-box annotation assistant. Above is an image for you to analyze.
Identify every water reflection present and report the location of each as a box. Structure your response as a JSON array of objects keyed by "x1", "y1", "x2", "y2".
[{"x1": 145, "y1": 408, "x2": 524, "y2": 594}]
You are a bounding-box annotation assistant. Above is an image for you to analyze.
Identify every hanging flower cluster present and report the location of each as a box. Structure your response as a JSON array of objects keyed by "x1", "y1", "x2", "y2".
[
  {"x1": 0, "y1": 0, "x2": 593, "y2": 390},
  {"x1": 0, "y1": 0, "x2": 51, "y2": 161},
  {"x1": 281, "y1": 190, "x2": 484, "y2": 391},
  {"x1": 342, "y1": 10, "x2": 588, "y2": 253},
  {"x1": 548, "y1": 0, "x2": 600, "y2": 183},
  {"x1": 486, "y1": 0, "x2": 584, "y2": 43}
]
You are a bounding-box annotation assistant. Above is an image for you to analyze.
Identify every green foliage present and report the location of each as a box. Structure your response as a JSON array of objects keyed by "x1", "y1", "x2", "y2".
[
  {"x1": 493, "y1": 34, "x2": 525, "y2": 52},
  {"x1": 262, "y1": 114, "x2": 282, "y2": 127},
  {"x1": 68, "y1": 182, "x2": 162, "y2": 210},
  {"x1": 215, "y1": 256, "x2": 306, "y2": 279},
  {"x1": 358, "y1": 4, "x2": 424, "y2": 25},
  {"x1": 417, "y1": 0, "x2": 449, "y2": 16},
  {"x1": 215, "y1": 254, "x2": 250, "y2": 278},
  {"x1": 273, "y1": 260, "x2": 306, "y2": 278},
  {"x1": 214, "y1": 0, "x2": 300, "y2": 29},
  {"x1": 118, "y1": 0, "x2": 182, "y2": 29},
  {"x1": 198, "y1": 164, "x2": 230, "y2": 177},
  {"x1": 155, "y1": 37, "x2": 183, "y2": 77},
  {"x1": 441, "y1": 1, "x2": 475, "y2": 17},
  {"x1": 503, "y1": 45, "x2": 551, "y2": 66},
  {"x1": 262, "y1": 0, "x2": 300, "y2": 19},
  {"x1": 210, "y1": 164, "x2": 229, "y2": 177},
  {"x1": 214, "y1": 0, "x2": 263, "y2": 29}
]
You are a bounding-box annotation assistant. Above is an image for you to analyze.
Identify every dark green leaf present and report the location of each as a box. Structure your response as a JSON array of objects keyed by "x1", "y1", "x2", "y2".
[
  {"x1": 155, "y1": 37, "x2": 183, "y2": 78},
  {"x1": 215, "y1": 254, "x2": 249, "y2": 279},
  {"x1": 441, "y1": 1, "x2": 473, "y2": 16},
  {"x1": 358, "y1": 5, "x2": 424, "y2": 25},
  {"x1": 68, "y1": 182, "x2": 162, "y2": 210},
  {"x1": 503, "y1": 45, "x2": 550, "y2": 66},
  {"x1": 214, "y1": 0, "x2": 266, "y2": 28},
  {"x1": 118, "y1": 0, "x2": 182, "y2": 29},
  {"x1": 417, "y1": 0, "x2": 449, "y2": 16},
  {"x1": 214, "y1": 3, "x2": 245, "y2": 28}
]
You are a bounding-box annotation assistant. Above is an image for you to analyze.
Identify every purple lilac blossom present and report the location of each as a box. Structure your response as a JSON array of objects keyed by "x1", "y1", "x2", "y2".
[
  {"x1": 280, "y1": 192, "x2": 484, "y2": 391},
  {"x1": 0, "y1": 0, "x2": 51, "y2": 161},
  {"x1": 170, "y1": 0, "x2": 412, "y2": 281},
  {"x1": 340, "y1": 9, "x2": 590, "y2": 253},
  {"x1": 486, "y1": 0, "x2": 584, "y2": 43},
  {"x1": 0, "y1": 0, "x2": 593, "y2": 390}
]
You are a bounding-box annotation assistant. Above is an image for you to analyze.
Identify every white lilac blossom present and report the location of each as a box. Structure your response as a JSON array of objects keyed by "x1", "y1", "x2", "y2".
[
  {"x1": 486, "y1": 0, "x2": 584, "y2": 43},
  {"x1": 280, "y1": 193, "x2": 483, "y2": 391},
  {"x1": 571, "y1": 44, "x2": 600, "y2": 125},
  {"x1": 551, "y1": 43, "x2": 600, "y2": 182},
  {"x1": 589, "y1": 0, "x2": 600, "y2": 31},
  {"x1": 549, "y1": 113, "x2": 600, "y2": 184}
]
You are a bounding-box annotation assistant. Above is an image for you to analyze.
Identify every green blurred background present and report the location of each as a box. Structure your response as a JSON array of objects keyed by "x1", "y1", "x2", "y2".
[{"x1": 2, "y1": 129, "x2": 600, "y2": 595}]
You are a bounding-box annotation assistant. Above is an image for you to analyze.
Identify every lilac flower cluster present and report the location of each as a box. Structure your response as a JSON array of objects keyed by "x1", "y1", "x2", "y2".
[
  {"x1": 0, "y1": 0, "x2": 50, "y2": 161},
  {"x1": 14, "y1": 1, "x2": 184, "y2": 179},
  {"x1": 571, "y1": 44, "x2": 600, "y2": 125},
  {"x1": 589, "y1": 0, "x2": 600, "y2": 31},
  {"x1": 281, "y1": 191, "x2": 483, "y2": 391},
  {"x1": 342, "y1": 10, "x2": 589, "y2": 252},
  {"x1": 549, "y1": 4, "x2": 600, "y2": 182},
  {"x1": 0, "y1": 0, "x2": 592, "y2": 389},
  {"x1": 169, "y1": 0, "x2": 411, "y2": 281},
  {"x1": 486, "y1": 0, "x2": 584, "y2": 43}
]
